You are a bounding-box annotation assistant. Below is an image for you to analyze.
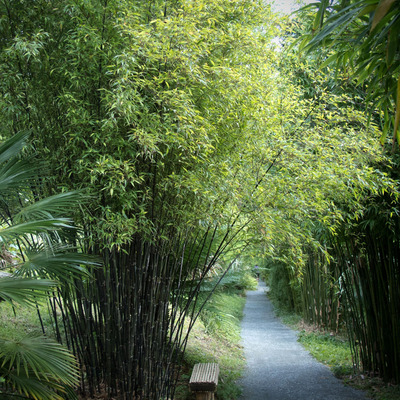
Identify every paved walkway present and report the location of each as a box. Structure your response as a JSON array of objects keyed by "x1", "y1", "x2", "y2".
[{"x1": 239, "y1": 281, "x2": 369, "y2": 399}]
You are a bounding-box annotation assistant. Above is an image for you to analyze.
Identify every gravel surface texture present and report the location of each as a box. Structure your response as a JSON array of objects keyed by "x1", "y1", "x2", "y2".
[{"x1": 239, "y1": 281, "x2": 369, "y2": 399}]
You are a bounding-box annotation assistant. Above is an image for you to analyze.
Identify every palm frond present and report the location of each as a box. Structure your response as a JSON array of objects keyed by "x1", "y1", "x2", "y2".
[
  {"x1": 0, "y1": 219, "x2": 75, "y2": 242},
  {"x1": 0, "y1": 158, "x2": 39, "y2": 195},
  {"x1": 0, "y1": 277, "x2": 55, "y2": 306},
  {"x1": 0, "y1": 335, "x2": 79, "y2": 400},
  {"x1": 15, "y1": 249, "x2": 97, "y2": 282},
  {"x1": 0, "y1": 131, "x2": 29, "y2": 165},
  {"x1": 0, "y1": 132, "x2": 84, "y2": 399},
  {"x1": 1, "y1": 372, "x2": 63, "y2": 400},
  {"x1": 15, "y1": 192, "x2": 86, "y2": 222}
]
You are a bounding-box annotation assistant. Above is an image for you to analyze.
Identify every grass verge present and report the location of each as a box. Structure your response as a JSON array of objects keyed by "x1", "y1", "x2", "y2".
[
  {"x1": 175, "y1": 273, "x2": 258, "y2": 400},
  {"x1": 175, "y1": 290, "x2": 247, "y2": 400},
  {"x1": 0, "y1": 301, "x2": 49, "y2": 338}
]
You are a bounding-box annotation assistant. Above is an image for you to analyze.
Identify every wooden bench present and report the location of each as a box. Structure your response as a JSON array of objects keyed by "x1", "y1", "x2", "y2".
[{"x1": 189, "y1": 363, "x2": 219, "y2": 400}]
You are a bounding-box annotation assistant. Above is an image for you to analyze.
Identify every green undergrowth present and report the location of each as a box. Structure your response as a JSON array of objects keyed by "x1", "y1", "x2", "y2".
[
  {"x1": 176, "y1": 271, "x2": 257, "y2": 400},
  {"x1": 298, "y1": 331, "x2": 400, "y2": 400},
  {"x1": 298, "y1": 331, "x2": 354, "y2": 377},
  {"x1": 0, "y1": 301, "x2": 51, "y2": 339},
  {"x1": 0, "y1": 271, "x2": 257, "y2": 400},
  {"x1": 268, "y1": 295, "x2": 400, "y2": 400}
]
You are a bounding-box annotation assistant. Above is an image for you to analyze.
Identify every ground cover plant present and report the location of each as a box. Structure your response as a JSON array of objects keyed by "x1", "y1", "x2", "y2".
[{"x1": 0, "y1": 302, "x2": 47, "y2": 339}]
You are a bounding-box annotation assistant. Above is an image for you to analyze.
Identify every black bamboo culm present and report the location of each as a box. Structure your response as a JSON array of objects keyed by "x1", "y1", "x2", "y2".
[
  {"x1": 337, "y1": 231, "x2": 400, "y2": 382},
  {"x1": 302, "y1": 203, "x2": 400, "y2": 383},
  {"x1": 301, "y1": 246, "x2": 342, "y2": 332},
  {"x1": 49, "y1": 222, "x2": 245, "y2": 399},
  {"x1": 45, "y1": 148, "x2": 279, "y2": 399}
]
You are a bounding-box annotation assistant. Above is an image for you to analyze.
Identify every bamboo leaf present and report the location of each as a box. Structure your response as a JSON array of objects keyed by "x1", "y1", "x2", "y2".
[
  {"x1": 313, "y1": 0, "x2": 330, "y2": 31},
  {"x1": 371, "y1": 0, "x2": 396, "y2": 32},
  {"x1": 380, "y1": 109, "x2": 390, "y2": 145},
  {"x1": 386, "y1": 19, "x2": 400, "y2": 67},
  {"x1": 307, "y1": 4, "x2": 364, "y2": 52},
  {"x1": 320, "y1": 53, "x2": 340, "y2": 69},
  {"x1": 358, "y1": 5, "x2": 378, "y2": 18}
]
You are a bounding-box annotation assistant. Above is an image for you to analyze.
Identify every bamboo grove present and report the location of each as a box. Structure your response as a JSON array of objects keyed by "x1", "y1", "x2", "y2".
[
  {"x1": 303, "y1": 0, "x2": 400, "y2": 383},
  {"x1": 1, "y1": 0, "x2": 400, "y2": 398},
  {"x1": 262, "y1": 1, "x2": 400, "y2": 385},
  {"x1": 0, "y1": 0, "x2": 281, "y2": 398}
]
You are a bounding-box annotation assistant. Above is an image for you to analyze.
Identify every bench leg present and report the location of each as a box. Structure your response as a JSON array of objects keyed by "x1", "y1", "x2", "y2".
[{"x1": 194, "y1": 392, "x2": 214, "y2": 400}]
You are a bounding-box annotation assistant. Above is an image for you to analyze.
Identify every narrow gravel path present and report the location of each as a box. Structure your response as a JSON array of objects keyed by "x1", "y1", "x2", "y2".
[{"x1": 239, "y1": 281, "x2": 369, "y2": 400}]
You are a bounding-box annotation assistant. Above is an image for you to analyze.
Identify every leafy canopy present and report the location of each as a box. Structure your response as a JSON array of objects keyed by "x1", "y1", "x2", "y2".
[{"x1": 298, "y1": 0, "x2": 400, "y2": 149}]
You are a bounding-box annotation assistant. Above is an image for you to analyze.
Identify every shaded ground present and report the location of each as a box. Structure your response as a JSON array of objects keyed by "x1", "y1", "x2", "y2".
[{"x1": 239, "y1": 281, "x2": 369, "y2": 400}]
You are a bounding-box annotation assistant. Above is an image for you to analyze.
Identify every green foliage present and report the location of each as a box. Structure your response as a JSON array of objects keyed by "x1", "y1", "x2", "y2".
[
  {"x1": 197, "y1": 291, "x2": 245, "y2": 341},
  {"x1": 0, "y1": 278, "x2": 55, "y2": 306},
  {"x1": 0, "y1": 132, "x2": 92, "y2": 399},
  {"x1": 251, "y1": 11, "x2": 400, "y2": 385},
  {"x1": 0, "y1": 0, "x2": 281, "y2": 247},
  {"x1": 192, "y1": 267, "x2": 252, "y2": 340},
  {"x1": 0, "y1": 335, "x2": 79, "y2": 400},
  {"x1": 270, "y1": 305, "x2": 303, "y2": 329},
  {"x1": 298, "y1": 331, "x2": 354, "y2": 376},
  {"x1": 4, "y1": 0, "x2": 399, "y2": 395},
  {"x1": 0, "y1": 302, "x2": 46, "y2": 340},
  {"x1": 213, "y1": 268, "x2": 258, "y2": 292},
  {"x1": 0, "y1": 2, "x2": 281, "y2": 396},
  {"x1": 181, "y1": 284, "x2": 246, "y2": 400},
  {"x1": 266, "y1": 260, "x2": 301, "y2": 313},
  {"x1": 244, "y1": 33, "x2": 391, "y2": 296},
  {"x1": 238, "y1": 272, "x2": 259, "y2": 291},
  {"x1": 372, "y1": 385, "x2": 400, "y2": 400},
  {"x1": 299, "y1": 0, "x2": 400, "y2": 148}
]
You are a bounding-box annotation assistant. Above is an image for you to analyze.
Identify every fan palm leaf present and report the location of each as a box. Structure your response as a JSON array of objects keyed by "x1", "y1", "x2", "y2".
[
  {"x1": 0, "y1": 158, "x2": 39, "y2": 195},
  {"x1": 0, "y1": 336, "x2": 79, "y2": 384},
  {"x1": 14, "y1": 192, "x2": 85, "y2": 222},
  {"x1": 0, "y1": 336, "x2": 79, "y2": 400},
  {"x1": 0, "y1": 132, "x2": 95, "y2": 399},
  {"x1": 0, "y1": 277, "x2": 55, "y2": 306},
  {"x1": 0, "y1": 131, "x2": 29, "y2": 165},
  {"x1": 15, "y1": 249, "x2": 95, "y2": 283},
  {"x1": 0, "y1": 219, "x2": 74, "y2": 241}
]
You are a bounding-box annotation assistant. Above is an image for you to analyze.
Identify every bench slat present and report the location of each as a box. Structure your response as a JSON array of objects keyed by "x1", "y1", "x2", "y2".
[{"x1": 189, "y1": 363, "x2": 219, "y2": 392}]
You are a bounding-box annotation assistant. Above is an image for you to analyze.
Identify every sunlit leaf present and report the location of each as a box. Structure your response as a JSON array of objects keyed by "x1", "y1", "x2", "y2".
[{"x1": 371, "y1": 0, "x2": 396, "y2": 32}]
